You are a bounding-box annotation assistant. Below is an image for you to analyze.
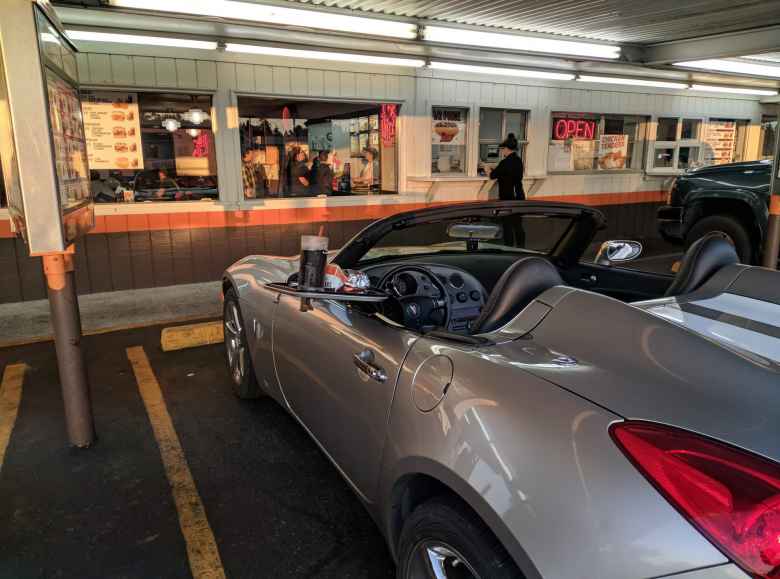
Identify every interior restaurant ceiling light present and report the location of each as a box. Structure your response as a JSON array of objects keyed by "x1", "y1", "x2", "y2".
[
  {"x1": 224, "y1": 43, "x2": 425, "y2": 67},
  {"x1": 424, "y1": 26, "x2": 620, "y2": 60},
  {"x1": 674, "y1": 59, "x2": 780, "y2": 79},
  {"x1": 577, "y1": 75, "x2": 688, "y2": 89},
  {"x1": 108, "y1": 0, "x2": 418, "y2": 39},
  {"x1": 689, "y1": 84, "x2": 779, "y2": 96},
  {"x1": 66, "y1": 30, "x2": 217, "y2": 50},
  {"x1": 429, "y1": 61, "x2": 575, "y2": 80}
]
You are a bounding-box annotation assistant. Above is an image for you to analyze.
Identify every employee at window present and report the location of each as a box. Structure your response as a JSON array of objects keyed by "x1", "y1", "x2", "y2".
[
  {"x1": 309, "y1": 150, "x2": 333, "y2": 196},
  {"x1": 489, "y1": 134, "x2": 525, "y2": 201},
  {"x1": 353, "y1": 147, "x2": 379, "y2": 190},
  {"x1": 242, "y1": 147, "x2": 268, "y2": 199},
  {"x1": 287, "y1": 146, "x2": 310, "y2": 197}
]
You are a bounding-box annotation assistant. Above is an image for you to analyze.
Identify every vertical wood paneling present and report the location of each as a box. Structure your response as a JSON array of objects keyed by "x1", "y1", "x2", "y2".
[
  {"x1": 386, "y1": 75, "x2": 400, "y2": 100},
  {"x1": 87, "y1": 53, "x2": 112, "y2": 85},
  {"x1": 110, "y1": 55, "x2": 134, "y2": 85},
  {"x1": 308, "y1": 69, "x2": 324, "y2": 96},
  {"x1": 290, "y1": 68, "x2": 308, "y2": 95},
  {"x1": 323, "y1": 70, "x2": 340, "y2": 97},
  {"x1": 76, "y1": 52, "x2": 90, "y2": 83},
  {"x1": 217, "y1": 62, "x2": 236, "y2": 90},
  {"x1": 371, "y1": 74, "x2": 386, "y2": 99},
  {"x1": 429, "y1": 78, "x2": 443, "y2": 103},
  {"x1": 132, "y1": 56, "x2": 156, "y2": 87},
  {"x1": 339, "y1": 72, "x2": 356, "y2": 97},
  {"x1": 196, "y1": 60, "x2": 218, "y2": 90},
  {"x1": 175, "y1": 59, "x2": 198, "y2": 89},
  {"x1": 272, "y1": 67, "x2": 291, "y2": 94},
  {"x1": 107, "y1": 233, "x2": 134, "y2": 291},
  {"x1": 235, "y1": 63, "x2": 254, "y2": 92},
  {"x1": 354, "y1": 73, "x2": 371, "y2": 98},
  {"x1": 154, "y1": 58, "x2": 178, "y2": 88},
  {"x1": 85, "y1": 235, "x2": 112, "y2": 293},
  {"x1": 149, "y1": 230, "x2": 175, "y2": 287},
  {"x1": 254, "y1": 65, "x2": 273, "y2": 92},
  {"x1": 171, "y1": 230, "x2": 194, "y2": 285}
]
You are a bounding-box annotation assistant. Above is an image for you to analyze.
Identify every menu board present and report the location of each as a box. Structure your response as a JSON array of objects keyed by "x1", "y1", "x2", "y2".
[
  {"x1": 45, "y1": 70, "x2": 90, "y2": 210},
  {"x1": 81, "y1": 91, "x2": 143, "y2": 170},
  {"x1": 598, "y1": 134, "x2": 629, "y2": 170},
  {"x1": 704, "y1": 120, "x2": 737, "y2": 165}
]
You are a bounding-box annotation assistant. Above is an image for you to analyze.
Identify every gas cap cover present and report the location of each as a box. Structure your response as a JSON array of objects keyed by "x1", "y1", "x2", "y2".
[{"x1": 412, "y1": 355, "x2": 454, "y2": 412}]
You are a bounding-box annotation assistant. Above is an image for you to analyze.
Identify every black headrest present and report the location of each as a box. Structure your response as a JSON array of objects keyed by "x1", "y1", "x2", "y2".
[
  {"x1": 665, "y1": 233, "x2": 739, "y2": 297},
  {"x1": 472, "y1": 257, "x2": 563, "y2": 334}
]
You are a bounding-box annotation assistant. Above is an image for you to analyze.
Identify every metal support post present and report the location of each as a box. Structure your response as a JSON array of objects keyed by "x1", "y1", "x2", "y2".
[
  {"x1": 762, "y1": 104, "x2": 780, "y2": 270},
  {"x1": 42, "y1": 250, "x2": 96, "y2": 448}
]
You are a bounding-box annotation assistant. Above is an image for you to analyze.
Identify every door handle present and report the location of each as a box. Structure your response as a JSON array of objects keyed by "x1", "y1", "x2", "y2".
[{"x1": 353, "y1": 349, "x2": 387, "y2": 382}]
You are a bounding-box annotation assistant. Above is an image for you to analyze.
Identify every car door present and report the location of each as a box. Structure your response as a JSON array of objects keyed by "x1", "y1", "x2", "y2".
[{"x1": 272, "y1": 294, "x2": 418, "y2": 501}]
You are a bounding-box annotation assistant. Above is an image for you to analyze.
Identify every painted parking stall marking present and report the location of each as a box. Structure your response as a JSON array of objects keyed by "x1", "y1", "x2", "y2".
[
  {"x1": 0, "y1": 363, "x2": 26, "y2": 474},
  {"x1": 126, "y1": 346, "x2": 227, "y2": 579}
]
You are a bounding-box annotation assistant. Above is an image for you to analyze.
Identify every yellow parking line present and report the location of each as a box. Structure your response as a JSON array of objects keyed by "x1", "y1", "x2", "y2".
[
  {"x1": 126, "y1": 346, "x2": 226, "y2": 579},
  {"x1": 0, "y1": 363, "x2": 26, "y2": 474}
]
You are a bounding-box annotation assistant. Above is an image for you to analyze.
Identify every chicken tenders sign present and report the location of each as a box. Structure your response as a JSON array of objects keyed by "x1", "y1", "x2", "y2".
[{"x1": 81, "y1": 91, "x2": 143, "y2": 171}]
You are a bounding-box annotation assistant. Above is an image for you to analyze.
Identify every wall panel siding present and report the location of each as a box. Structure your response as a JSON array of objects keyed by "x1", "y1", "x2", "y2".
[
  {"x1": 196, "y1": 60, "x2": 218, "y2": 90},
  {"x1": 154, "y1": 58, "x2": 178, "y2": 88},
  {"x1": 132, "y1": 56, "x2": 156, "y2": 87},
  {"x1": 175, "y1": 59, "x2": 198, "y2": 89},
  {"x1": 110, "y1": 54, "x2": 134, "y2": 85},
  {"x1": 87, "y1": 53, "x2": 112, "y2": 85},
  {"x1": 254, "y1": 65, "x2": 273, "y2": 92},
  {"x1": 235, "y1": 63, "x2": 254, "y2": 92}
]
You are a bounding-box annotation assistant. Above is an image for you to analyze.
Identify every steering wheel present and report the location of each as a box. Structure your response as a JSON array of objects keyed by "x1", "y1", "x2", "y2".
[{"x1": 377, "y1": 265, "x2": 451, "y2": 332}]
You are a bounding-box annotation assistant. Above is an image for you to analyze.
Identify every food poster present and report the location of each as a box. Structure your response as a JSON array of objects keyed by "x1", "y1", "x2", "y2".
[
  {"x1": 572, "y1": 140, "x2": 597, "y2": 170},
  {"x1": 597, "y1": 134, "x2": 629, "y2": 170},
  {"x1": 81, "y1": 91, "x2": 143, "y2": 171},
  {"x1": 432, "y1": 120, "x2": 466, "y2": 145},
  {"x1": 703, "y1": 120, "x2": 737, "y2": 165},
  {"x1": 45, "y1": 71, "x2": 90, "y2": 209}
]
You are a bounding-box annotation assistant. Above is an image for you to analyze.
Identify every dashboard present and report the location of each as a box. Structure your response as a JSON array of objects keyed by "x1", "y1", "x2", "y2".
[{"x1": 366, "y1": 263, "x2": 487, "y2": 333}]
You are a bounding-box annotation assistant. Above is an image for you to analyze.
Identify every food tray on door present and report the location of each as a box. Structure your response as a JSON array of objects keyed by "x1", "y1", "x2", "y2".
[{"x1": 265, "y1": 282, "x2": 389, "y2": 302}]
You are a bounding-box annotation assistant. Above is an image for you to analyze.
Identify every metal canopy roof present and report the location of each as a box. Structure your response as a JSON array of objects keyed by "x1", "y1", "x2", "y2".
[{"x1": 288, "y1": 0, "x2": 780, "y2": 44}]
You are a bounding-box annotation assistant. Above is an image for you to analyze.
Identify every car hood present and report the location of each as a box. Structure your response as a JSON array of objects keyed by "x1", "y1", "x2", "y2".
[{"x1": 496, "y1": 288, "x2": 780, "y2": 463}]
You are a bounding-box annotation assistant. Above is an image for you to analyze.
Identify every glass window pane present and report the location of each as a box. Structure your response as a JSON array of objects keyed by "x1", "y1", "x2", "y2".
[
  {"x1": 653, "y1": 147, "x2": 675, "y2": 168},
  {"x1": 678, "y1": 146, "x2": 700, "y2": 169},
  {"x1": 681, "y1": 118, "x2": 700, "y2": 140},
  {"x1": 505, "y1": 111, "x2": 526, "y2": 141},
  {"x1": 82, "y1": 91, "x2": 217, "y2": 203},
  {"x1": 479, "y1": 109, "x2": 502, "y2": 142},
  {"x1": 761, "y1": 116, "x2": 778, "y2": 159},
  {"x1": 432, "y1": 107, "x2": 468, "y2": 174},
  {"x1": 657, "y1": 118, "x2": 678, "y2": 141},
  {"x1": 236, "y1": 98, "x2": 398, "y2": 198}
]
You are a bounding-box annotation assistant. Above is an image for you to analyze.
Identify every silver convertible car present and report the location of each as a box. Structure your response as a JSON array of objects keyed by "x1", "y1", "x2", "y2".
[{"x1": 222, "y1": 201, "x2": 780, "y2": 579}]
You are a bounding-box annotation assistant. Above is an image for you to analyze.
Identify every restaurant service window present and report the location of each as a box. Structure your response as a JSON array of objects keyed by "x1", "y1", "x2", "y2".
[
  {"x1": 759, "y1": 115, "x2": 778, "y2": 160},
  {"x1": 432, "y1": 107, "x2": 468, "y2": 175},
  {"x1": 237, "y1": 97, "x2": 399, "y2": 199},
  {"x1": 478, "y1": 108, "x2": 527, "y2": 174},
  {"x1": 649, "y1": 117, "x2": 704, "y2": 173},
  {"x1": 547, "y1": 112, "x2": 647, "y2": 172},
  {"x1": 81, "y1": 91, "x2": 217, "y2": 203}
]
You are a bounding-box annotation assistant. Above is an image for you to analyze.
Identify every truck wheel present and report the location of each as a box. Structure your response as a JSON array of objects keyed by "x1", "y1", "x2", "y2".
[
  {"x1": 685, "y1": 215, "x2": 753, "y2": 264},
  {"x1": 397, "y1": 497, "x2": 522, "y2": 579},
  {"x1": 223, "y1": 288, "x2": 263, "y2": 399}
]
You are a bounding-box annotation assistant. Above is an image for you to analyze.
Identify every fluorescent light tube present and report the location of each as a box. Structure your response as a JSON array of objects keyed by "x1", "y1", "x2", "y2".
[
  {"x1": 109, "y1": 0, "x2": 418, "y2": 39},
  {"x1": 225, "y1": 43, "x2": 425, "y2": 67},
  {"x1": 577, "y1": 75, "x2": 687, "y2": 89},
  {"x1": 674, "y1": 59, "x2": 780, "y2": 79},
  {"x1": 424, "y1": 26, "x2": 620, "y2": 60},
  {"x1": 67, "y1": 30, "x2": 217, "y2": 50},
  {"x1": 429, "y1": 61, "x2": 575, "y2": 80},
  {"x1": 689, "y1": 84, "x2": 778, "y2": 96}
]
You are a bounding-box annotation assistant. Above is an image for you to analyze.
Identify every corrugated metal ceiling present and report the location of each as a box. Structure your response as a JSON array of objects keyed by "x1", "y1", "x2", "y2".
[{"x1": 287, "y1": 0, "x2": 780, "y2": 44}]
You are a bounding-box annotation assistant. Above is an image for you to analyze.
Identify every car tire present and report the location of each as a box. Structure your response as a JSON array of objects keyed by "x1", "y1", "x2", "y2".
[
  {"x1": 223, "y1": 287, "x2": 263, "y2": 399},
  {"x1": 685, "y1": 214, "x2": 753, "y2": 264},
  {"x1": 397, "y1": 496, "x2": 522, "y2": 579}
]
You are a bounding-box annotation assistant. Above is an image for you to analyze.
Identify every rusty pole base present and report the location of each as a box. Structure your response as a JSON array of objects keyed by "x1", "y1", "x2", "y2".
[{"x1": 43, "y1": 249, "x2": 96, "y2": 448}]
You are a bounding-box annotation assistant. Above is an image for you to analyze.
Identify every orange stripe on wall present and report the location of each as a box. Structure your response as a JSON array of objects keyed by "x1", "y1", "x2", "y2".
[{"x1": 0, "y1": 191, "x2": 665, "y2": 238}]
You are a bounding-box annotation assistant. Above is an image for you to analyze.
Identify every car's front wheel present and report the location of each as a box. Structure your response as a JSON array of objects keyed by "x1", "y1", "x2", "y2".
[
  {"x1": 397, "y1": 497, "x2": 522, "y2": 579},
  {"x1": 223, "y1": 287, "x2": 262, "y2": 399}
]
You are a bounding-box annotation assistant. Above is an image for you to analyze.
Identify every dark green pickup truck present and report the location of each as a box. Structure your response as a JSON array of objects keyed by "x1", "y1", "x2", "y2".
[{"x1": 657, "y1": 160, "x2": 774, "y2": 264}]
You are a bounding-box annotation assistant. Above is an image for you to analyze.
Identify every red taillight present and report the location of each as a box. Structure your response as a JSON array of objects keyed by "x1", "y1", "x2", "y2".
[{"x1": 611, "y1": 422, "x2": 780, "y2": 579}]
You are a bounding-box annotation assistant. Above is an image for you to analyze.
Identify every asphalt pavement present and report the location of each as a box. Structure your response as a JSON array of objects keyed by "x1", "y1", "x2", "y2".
[{"x1": 0, "y1": 321, "x2": 395, "y2": 579}]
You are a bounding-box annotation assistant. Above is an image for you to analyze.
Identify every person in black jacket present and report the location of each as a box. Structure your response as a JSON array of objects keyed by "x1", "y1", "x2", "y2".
[{"x1": 489, "y1": 133, "x2": 525, "y2": 201}]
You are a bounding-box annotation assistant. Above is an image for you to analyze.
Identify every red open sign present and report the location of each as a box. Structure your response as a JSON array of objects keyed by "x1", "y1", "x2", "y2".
[{"x1": 553, "y1": 118, "x2": 596, "y2": 140}]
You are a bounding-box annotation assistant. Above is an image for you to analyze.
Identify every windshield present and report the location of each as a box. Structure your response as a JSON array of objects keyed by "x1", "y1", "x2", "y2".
[{"x1": 359, "y1": 214, "x2": 575, "y2": 263}]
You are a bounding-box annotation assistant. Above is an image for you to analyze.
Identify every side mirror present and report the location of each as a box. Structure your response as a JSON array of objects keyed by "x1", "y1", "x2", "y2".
[{"x1": 594, "y1": 240, "x2": 643, "y2": 266}]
